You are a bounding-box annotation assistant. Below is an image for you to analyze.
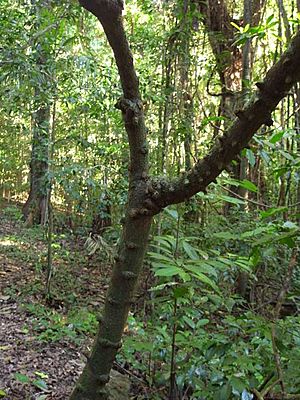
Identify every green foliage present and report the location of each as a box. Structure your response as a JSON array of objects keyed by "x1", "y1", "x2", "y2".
[
  {"x1": 149, "y1": 234, "x2": 254, "y2": 294},
  {"x1": 231, "y1": 15, "x2": 279, "y2": 46},
  {"x1": 119, "y1": 206, "x2": 300, "y2": 398},
  {"x1": 1, "y1": 205, "x2": 23, "y2": 221},
  {"x1": 23, "y1": 303, "x2": 97, "y2": 343},
  {"x1": 14, "y1": 371, "x2": 48, "y2": 394}
]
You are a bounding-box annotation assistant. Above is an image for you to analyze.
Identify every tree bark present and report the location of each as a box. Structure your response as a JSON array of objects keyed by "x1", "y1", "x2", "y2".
[
  {"x1": 23, "y1": 0, "x2": 52, "y2": 226},
  {"x1": 71, "y1": 1, "x2": 300, "y2": 398},
  {"x1": 70, "y1": 1, "x2": 152, "y2": 399},
  {"x1": 22, "y1": 96, "x2": 50, "y2": 225}
]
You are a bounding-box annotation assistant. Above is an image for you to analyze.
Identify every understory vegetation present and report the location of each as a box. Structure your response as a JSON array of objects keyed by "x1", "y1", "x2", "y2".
[{"x1": 1, "y1": 199, "x2": 300, "y2": 399}]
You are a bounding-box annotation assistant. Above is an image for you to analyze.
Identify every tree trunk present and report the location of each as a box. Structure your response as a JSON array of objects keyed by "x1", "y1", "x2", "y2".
[
  {"x1": 23, "y1": 0, "x2": 51, "y2": 226},
  {"x1": 70, "y1": 1, "x2": 152, "y2": 398},
  {"x1": 23, "y1": 100, "x2": 50, "y2": 225},
  {"x1": 71, "y1": 214, "x2": 152, "y2": 400}
]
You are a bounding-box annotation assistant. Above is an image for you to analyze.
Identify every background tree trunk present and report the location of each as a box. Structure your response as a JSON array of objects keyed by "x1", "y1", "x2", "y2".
[{"x1": 23, "y1": 0, "x2": 52, "y2": 226}]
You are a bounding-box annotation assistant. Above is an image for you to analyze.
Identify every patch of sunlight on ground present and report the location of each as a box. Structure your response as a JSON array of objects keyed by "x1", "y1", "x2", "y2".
[{"x1": 0, "y1": 239, "x2": 17, "y2": 247}]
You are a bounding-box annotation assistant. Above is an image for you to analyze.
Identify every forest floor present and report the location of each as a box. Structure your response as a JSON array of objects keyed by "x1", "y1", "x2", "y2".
[{"x1": 0, "y1": 203, "x2": 135, "y2": 400}]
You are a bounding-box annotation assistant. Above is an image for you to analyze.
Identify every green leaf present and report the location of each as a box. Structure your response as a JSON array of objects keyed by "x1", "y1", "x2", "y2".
[
  {"x1": 280, "y1": 236, "x2": 295, "y2": 247},
  {"x1": 154, "y1": 266, "x2": 182, "y2": 277},
  {"x1": 150, "y1": 243, "x2": 172, "y2": 255},
  {"x1": 14, "y1": 373, "x2": 30, "y2": 384},
  {"x1": 254, "y1": 233, "x2": 276, "y2": 245},
  {"x1": 266, "y1": 14, "x2": 275, "y2": 24},
  {"x1": 184, "y1": 262, "x2": 217, "y2": 277},
  {"x1": 241, "y1": 226, "x2": 268, "y2": 238},
  {"x1": 154, "y1": 235, "x2": 176, "y2": 250},
  {"x1": 182, "y1": 316, "x2": 195, "y2": 329},
  {"x1": 269, "y1": 130, "x2": 285, "y2": 143},
  {"x1": 0, "y1": 390, "x2": 7, "y2": 398},
  {"x1": 283, "y1": 221, "x2": 298, "y2": 229},
  {"x1": 239, "y1": 179, "x2": 258, "y2": 193},
  {"x1": 206, "y1": 260, "x2": 227, "y2": 271},
  {"x1": 173, "y1": 286, "x2": 189, "y2": 299},
  {"x1": 182, "y1": 240, "x2": 198, "y2": 260},
  {"x1": 132, "y1": 341, "x2": 153, "y2": 351},
  {"x1": 215, "y1": 382, "x2": 231, "y2": 400},
  {"x1": 151, "y1": 262, "x2": 174, "y2": 271},
  {"x1": 231, "y1": 21, "x2": 242, "y2": 31},
  {"x1": 234, "y1": 259, "x2": 252, "y2": 272},
  {"x1": 279, "y1": 150, "x2": 294, "y2": 161},
  {"x1": 197, "y1": 318, "x2": 210, "y2": 327},
  {"x1": 218, "y1": 195, "x2": 245, "y2": 205},
  {"x1": 260, "y1": 207, "x2": 287, "y2": 219},
  {"x1": 213, "y1": 231, "x2": 237, "y2": 240},
  {"x1": 165, "y1": 208, "x2": 178, "y2": 220},
  {"x1": 191, "y1": 272, "x2": 220, "y2": 292},
  {"x1": 246, "y1": 149, "x2": 256, "y2": 166},
  {"x1": 250, "y1": 247, "x2": 261, "y2": 266},
  {"x1": 148, "y1": 252, "x2": 174, "y2": 263},
  {"x1": 230, "y1": 376, "x2": 246, "y2": 393},
  {"x1": 32, "y1": 379, "x2": 48, "y2": 391},
  {"x1": 259, "y1": 149, "x2": 270, "y2": 164}
]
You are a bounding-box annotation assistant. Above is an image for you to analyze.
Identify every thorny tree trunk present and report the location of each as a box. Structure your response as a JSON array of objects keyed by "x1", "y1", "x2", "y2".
[
  {"x1": 70, "y1": 2, "x2": 152, "y2": 399},
  {"x1": 23, "y1": 0, "x2": 51, "y2": 226},
  {"x1": 70, "y1": 1, "x2": 300, "y2": 398}
]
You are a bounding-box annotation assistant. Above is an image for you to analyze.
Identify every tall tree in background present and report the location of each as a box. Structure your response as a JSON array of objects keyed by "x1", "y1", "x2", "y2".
[
  {"x1": 196, "y1": 0, "x2": 265, "y2": 295},
  {"x1": 69, "y1": 1, "x2": 300, "y2": 399},
  {"x1": 22, "y1": 0, "x2": 53, "y2": 225}
]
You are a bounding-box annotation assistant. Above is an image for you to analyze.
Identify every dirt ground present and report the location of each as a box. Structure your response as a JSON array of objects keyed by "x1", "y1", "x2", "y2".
[{"x1": 0, "y1": 208, "x2": 111, "y2": 400}]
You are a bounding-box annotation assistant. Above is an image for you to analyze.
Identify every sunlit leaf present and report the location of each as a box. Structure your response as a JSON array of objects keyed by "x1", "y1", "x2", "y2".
[
  {"x1": 239, "y1": 179, "x2": 258, "y2": 193},
  {"x1": 269, "y1": 130, "x2": 285, "y2": 143},
  {"x1": 34, "y1": 372, "x2": 48, "y2": 379}
]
